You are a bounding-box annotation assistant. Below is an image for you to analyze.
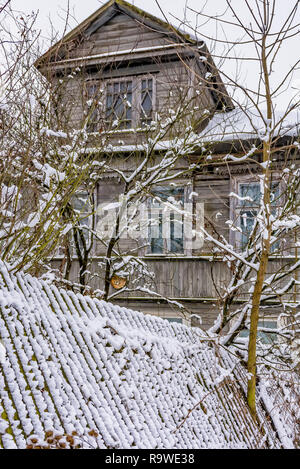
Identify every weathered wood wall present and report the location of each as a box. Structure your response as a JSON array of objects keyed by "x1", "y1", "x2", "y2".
[{"x1": 45, "y1": 8, "x2": 300, "y2": 328}]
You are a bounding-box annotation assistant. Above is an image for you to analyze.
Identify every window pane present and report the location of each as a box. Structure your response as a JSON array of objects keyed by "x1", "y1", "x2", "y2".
[
  {"x1": 140, "y1": 78, "x2": 153, "y2": 126},
  {"x1": 240, "y1": 210, "x2": 257, "y2": 249},
  {"x1": 142, "y1": 94, "x2": 152, "y2": 114},
  {"x1": 106, "y1": 80, "x2": 133, "y2": 128},
  {"x1": 72, "y1": 193, "x2": 91, "y2": 248},
  {"x1": 166, "y1": 318, "x2": 183, "y2": 324},
  {"x1": 239, "y1": 183, "x2": 260, "y2": 207},
  {"x1": 270, "y1": 182, "x2": 280, "y2": 205},
  {"x1": 150, "y1": 212, "x2": 163, "y2": 253},
  {"x1": 87, "y1": 109, "x2": 99, "y2": 133},
  {"x1": 238, "y1": 181, "x2": 280, "y2": 251},
  {"x1": 149, "y1": 187, "x2": 184, "y2": 254},
  {"x1": 87, "y1": 84, "x2": 97, "y2": 98}
]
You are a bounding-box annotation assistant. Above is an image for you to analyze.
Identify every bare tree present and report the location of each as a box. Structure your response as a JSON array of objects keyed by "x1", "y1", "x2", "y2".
[{"x1": 172, "y1": 0, "x2": 300, "y2": 419}]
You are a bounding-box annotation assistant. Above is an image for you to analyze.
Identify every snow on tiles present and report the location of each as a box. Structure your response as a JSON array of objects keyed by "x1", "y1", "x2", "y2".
[{"x1": 0, "y1": 260, "x2": 285, "y2": 449}]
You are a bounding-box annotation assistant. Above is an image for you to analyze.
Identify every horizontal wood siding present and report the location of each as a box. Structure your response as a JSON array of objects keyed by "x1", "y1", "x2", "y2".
[
  {"x1": 52, "y1": 256, "x2": 300, "y2": 305},
  {"x1": 68, "y1": 12, "x2": 175, "y2": 59}
]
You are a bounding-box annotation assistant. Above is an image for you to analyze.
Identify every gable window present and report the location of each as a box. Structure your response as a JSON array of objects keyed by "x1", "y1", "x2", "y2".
[
  {"x1": 148, "y1": 187, "x2": 184, "y2": 255},
  {"x1": 86, "y1": 75, "x2": 155, "y2": 132},
  {"x1": 234, "y1": 179, "x2": 280, "y2": 251},
  {"x1": 140, "y1": 77, "x2": 153, "y2": 126},
  {"x1": 106, "y1": 80, "x2": 133, "y2": 129}
]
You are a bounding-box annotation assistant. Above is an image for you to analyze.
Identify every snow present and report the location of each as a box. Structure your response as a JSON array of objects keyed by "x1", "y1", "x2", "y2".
[
  {"x1": 0, "y1": 261, "x2": 283, "y2": 449},
  {"x1": 102, "y1": 201, "x2": 121, "y2": 211},
  {"x1": 50, "y1": 43, "x2": 193, "y2": 66},
  {"x1": 32, "y1": 160, "x2": 66, "y2": 186},
  {"x1": 40, "y1": 127, "x2": 67, "y2": 139},
  {"x1": 229, "y1": 192, "x2": 253, "y2": 202},
  {"x1": 0, "y1": 340, "x2": 6, "y2": 363},
  {"x1": 84, "y1": 107, "x2": 299, "y2": 157},
  {"x1": 201, "y1": 108, "x2": 300, "y2": 142}
]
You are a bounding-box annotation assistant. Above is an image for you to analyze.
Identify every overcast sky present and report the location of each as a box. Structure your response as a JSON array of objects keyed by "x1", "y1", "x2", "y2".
[{"x1": 8, "y1": 0, "x2": 300, "y2": 110}]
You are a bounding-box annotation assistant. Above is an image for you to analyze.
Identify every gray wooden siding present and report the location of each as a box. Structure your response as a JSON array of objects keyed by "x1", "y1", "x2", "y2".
[
  {"x1": 54, "y1": 57, "x2": 215, "y2": 147},
  {"x1": 46, "y1": 8, "x2": 300, "y2": 327},
  {"x1": 67, "y1": 12, "x2": 178, "y2": 60},
  {"x1": 51, "y1": 256, "x2": 300, "y2": 306},
  {"x1": 48, "y1": 12, "x2": 215, "y2": 142}
]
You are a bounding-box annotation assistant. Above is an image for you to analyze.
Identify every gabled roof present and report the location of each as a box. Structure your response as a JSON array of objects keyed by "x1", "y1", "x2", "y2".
[
  {"x1": 0, "y1": 261, "x2": 282, "y2": 449},
  {"x1": 35, "y1": 0, "x2": 233, "y2": 113},
  {"x1": 35, "y1": 0, "x2": 199, "y2": 69}
]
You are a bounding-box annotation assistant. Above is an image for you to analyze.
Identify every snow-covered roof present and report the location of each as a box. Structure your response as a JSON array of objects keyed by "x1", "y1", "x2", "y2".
[
  {"x1": 200, "y1": 108, "x2": 300, "y2": 143},
  {"x1": 0, "y1": 261, "x2": 282, "y2": 449},
  {"x1": 84, "y1": 108, "x2": 299, "y2": 156}
]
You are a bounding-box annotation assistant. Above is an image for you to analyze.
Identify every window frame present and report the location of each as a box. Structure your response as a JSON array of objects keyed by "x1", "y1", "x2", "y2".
[
  {"x1": 85, "y1": 74, "x2": 156, "y2": 132},
  {"x1": 105, "y1": 78, "x2": 134, "y2": 130},
  {"x1": 230, "y1": 174, "x2": 283, "y2": 253},
  {"x1": 145, "y1": 183, "x2": 193, "y2": 257}
]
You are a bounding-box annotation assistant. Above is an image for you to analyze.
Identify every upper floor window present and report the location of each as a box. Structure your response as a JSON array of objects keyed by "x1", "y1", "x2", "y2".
[
  {"x1": 86, "y1": 75, "x2": 155, "y2": 132},
  {"x1": 235, "y1": 179, "x2": 280, "y2": 251},
  {"x1": 140, "y1": 77, "x2": 153, "y2": 126},
  {"x1": 106, "y1": 80, "x2": 133, "y2": 129}
]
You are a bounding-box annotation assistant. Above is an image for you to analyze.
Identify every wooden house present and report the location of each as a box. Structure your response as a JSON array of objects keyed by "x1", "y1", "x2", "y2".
[{"x1": 35, "y1": 0, "x2": 300, "y2": 332}]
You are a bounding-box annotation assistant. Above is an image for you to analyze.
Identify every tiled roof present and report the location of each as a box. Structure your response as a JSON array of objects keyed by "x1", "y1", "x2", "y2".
[{"x1": 0, "y1": 261, "x2": 281, "y2": 449}]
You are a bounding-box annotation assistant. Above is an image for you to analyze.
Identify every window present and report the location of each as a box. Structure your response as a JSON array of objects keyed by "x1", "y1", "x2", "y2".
[
  {"x1": 234, "y1": 180, "x2": 280, "y2": 250},
  {"x1": 86, "y1": 76, "x2": 155, "y2": 132},
  {"x1": 148, "y1": 187, "x2": 184, "y2": 254},
  {"x1": 106, "y1": 80, "x2": 133, "y2": 129},
  {"x1": 238, "y1": 319, "x2": 277, "y2": 344},
  {"x1": 166, "y1": 318, "x2": 183, "y2": 324},
  {"x1": 140, "y1": 77, "x2": 153, "y2": 126},
  {"x1": 72, "y1": 192, "x2": 92, "y2": 249}
]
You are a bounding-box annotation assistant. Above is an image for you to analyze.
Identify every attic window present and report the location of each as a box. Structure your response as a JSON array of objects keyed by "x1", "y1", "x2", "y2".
[
  {"x1": 140, "y1": 78, "x2": 153, "y2": 126},
  {"x1": 106, "y1": 80, "x2": 133, "y2": 129},
  {"x1": 86, "y1": 76, "x2": 155, "y2": 131}
]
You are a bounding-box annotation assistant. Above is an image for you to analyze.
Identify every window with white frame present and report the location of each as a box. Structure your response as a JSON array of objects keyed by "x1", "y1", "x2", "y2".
[
  {"x1": 86, "y1": 75, "x2": 155, "y2": 132},
  {"x1": 166, "y1": 317, "x2": 183, "y2": 324},
  {"x1": 148, "y1": 187, "x2": 184, "y2": 255},
  {"x1": 234, "y1": 179, "x2": 280, "y2": 251}
]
